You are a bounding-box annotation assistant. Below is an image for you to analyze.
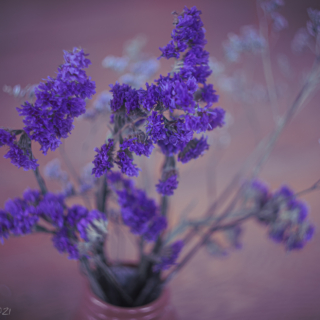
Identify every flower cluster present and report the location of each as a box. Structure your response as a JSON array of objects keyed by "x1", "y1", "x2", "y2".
[
  {"x1": 156, "y1": 174, "x2": 179, "y2": 196},
  {"x1": 292, "y1": 8, "x2": 320, "y2": 54},
  {"x1": 223, "y1": 26, "x2": 266, "y2": 63},
  {"x1": 104, "y1": 6, "x2": 224, "y2": 199},
  {"x1": 92, "y1": 139, "x2": 114, "y2": 178},
  {"x1": 17, "y1": 48, "x2": 96, "y2": 155},
  {"x1": 0, "y1": 129, "x2": 38, "y2": 171},
  {"x1": 109, "y1": 172, "x2": 167, "y2": 241},
  {"x1": 250, "y1": 182, "x2": 315, "y2": 251},
  {"x1": 0, "y1": 188, "x2": 106, "y2": 259},
  {"x1": 178, "y1": 136, "x2": 209, "y2": 163},
  {"x1": 260, "y1": 0, "x2": 288, "y2": 32}
]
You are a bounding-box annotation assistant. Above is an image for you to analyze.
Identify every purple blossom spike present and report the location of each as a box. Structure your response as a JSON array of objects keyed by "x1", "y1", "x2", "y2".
[
  {"x1": 115, "y1": 150, "x2": 140, "y2": 177},
  {"x1": 144, "y1": 216, "x2": 167, "y2": 242},
  {"x1": 178, "y1": 136, "x2": 209, "y2": 163},
  {"x1": 76, "y1": 209, "x2": 106, "y2": 241},
  {"x1": 156, "y1": 174, "x2": 179, "y2": 196},
  {"x1": 4, "y1": 197, "x2": 39, "y2": 235},
  {"x1": 52, "y1": 227, "x2": 79, "y2": 260},
  {"x1": 0, "y1": 129, "x2": 38, "y2": 171},
  {"x1": 4, "y1": 144, "x2": 38, "y2": 171},
  {"x1": 109, "y1": 82, "x2": 140, "y2": 114},
  {"x1": 0, "y1": 129, "x2": 15, "y2": 146},
  {"x1": 36, "y1": 193, "x2": 65, "y2": 228},
  {"x1": 120, "y1": 138, "x2": 154, "y2": 157},
  {"x1": 116, "y1": 186, "x2": 158, "y2": 236},
  {"x1": 92, "y1": 139, "x2": 114, "y2": 178},
  {"x1": 17, "y1": 48, "x2": 96, "y2": 155}
]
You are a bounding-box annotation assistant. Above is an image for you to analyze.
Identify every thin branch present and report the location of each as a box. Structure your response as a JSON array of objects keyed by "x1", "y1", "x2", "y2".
[
  {"x1": 257, "y1": 1, "x2": 279, "y2": 124},
  {"x1": 59, "y1": 141, "x2": 92, "y2": 209},
  {"x1": 295, "y1": 178, "x2": 320, "y2": 198},
  {"x1": 33, "y1": 167, "x2": 47, "y2": 195},
  {"x1": 164, "y1": 211, "x2": 255, "y2": 284}
]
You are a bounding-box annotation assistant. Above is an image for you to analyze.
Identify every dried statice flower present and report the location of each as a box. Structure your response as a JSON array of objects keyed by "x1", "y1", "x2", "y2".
[
  {"x1": 52, "y1": 227, "x2": 79, "y2": 260},
  {"x1": 260, "y1": 0, "x2": 285, "y2": 13},
  {"x1": 292, "y1": 28, "x2": 311, "y2": 54},
  {"x1": 109, "y1": 83, "x2": 140, "y2": 114},
  {"x1": 178, "y1": 136, "x2": 209, "y2": 163},
  {"x1": 143, "y1": 216, "x2": 167, "y2": 242},
  {"x1": 92, "y1": 139, "x2": 114, "y2": 178},
  {"x1": 3, "y1": 84, "x2": 37, "y2": 101},
  {"x1": 114, "y1": 177, "x2": 164, "y2": 238},
  {"x1": 102, "y1": 56, "x2": 129, "y2": 73},
  {"x1": 17, "y1": 48, "x2": 96, "y2": 155},
  {"x1": 271, "y1": 12, "x2": 288, "y2": 32},
  {"x1": 115, "y1": 150, "x2": 140, "y2": 177},
  {"x1": 37, "y1": 193, "x2": 65, "y2": 228},
  {"x1": 223, "y1": 26, "x2": 266, "y2": 62},
  {"x1": 306, "y1": 8, "x2": 320, "y2": 37},
  {"x1": 154, "y1": 240, "x2": 184, "y2": 271},
  {"x1": 120, "y1": 137, "x2": 154, "y2": 157},
  {"x1": 156, "y1": 174, "x2": 179, "y2": 196},
  {"x1": 0, "y1": 129, "x2": 38, "y2": 171},
  {"x1": 159, "y1": 7, "x2": 207, "y2": 59},
  {"x1": 254, "y1": 184, "x2": 315, "y2": 251},
  {"x1": 76, "y1": 209, "x2": 106, "y2": 242}
]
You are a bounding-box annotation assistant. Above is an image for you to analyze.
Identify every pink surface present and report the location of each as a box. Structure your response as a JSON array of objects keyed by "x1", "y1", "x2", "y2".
[{"x1": 0, "y1": 1, "x2": 320, "y2": 319}]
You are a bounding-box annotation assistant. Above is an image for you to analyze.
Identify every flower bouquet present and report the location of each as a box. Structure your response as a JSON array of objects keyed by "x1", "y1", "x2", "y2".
[{"x1": 0, "y1": 2, "x2": 319, "y2": 318}]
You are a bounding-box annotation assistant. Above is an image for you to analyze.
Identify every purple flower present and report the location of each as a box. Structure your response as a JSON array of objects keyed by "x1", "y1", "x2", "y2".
[
  {"x1": 156, "y1": 174, "x2": 179, "y2": 196},
  {"x1": 0, "y1": 129, "x2": 15, "y2": 146},
  {"x1": 52, "y1": 227, "x2": 79, "y2": 260},
  {"x1": 159, "y1": 7, "x2": 206, "y2": 60},
  {"x1": 154, "y1": 240, "x2": 184, "y2": 271},
  {"x1": 120, "y1": 138, "x2": 154, "y2": 157},
  {"x1": 17, "y1": 48, "x2": 96, "y2": 155},
  {"x1": 116, "y1": 186, "x2": 158, "y2": 236},
  {"x1": 307, "y1": 8, "x2": 320, "y2": 37},
  {"x1": 109, "y1": 82, "x2": 140, "y2": 114},
  {"x1": 144, "y1": 216, "x2": 167, "y2": 242},
  {"x1": 178, "y1": 136, "x2": 209, "y2": 163},
  {"x1": 92, "y1": 139, "x2": 114, "y2": 178},
  {"x1": 146, "y1": 111, "x2": 167, "y2": 143},
  {"x1": 77, "y1": 209, "x2": 106, "y2": 241},
  {"x1": 184, "y1": 107, "x2": 225, "y2": 133},
  {"x1": 255, "y1": 184, "x2": 315, "y2": 251},
  {"x1": 66, "y1": 205, "x2": 89, "y2": 227},
  {"x1": 138, "y1": 83, "x2": 160, "y2": 111},
  {"x1": 0, "y1": 129, "x2": 38, "y2": 171},
  {"x1": 201, "y1": 84, "x2": 219, "y2": 104},
  {"x1": 4, "y1": 197, "x2": 39, "y2": 236},
  {"x1": 36, "y1": 193, "x2": 65, "y2": 228},
  {"x1": 4, "y1": 144, "x2": 38, "y2": 171},
  {"x1": 248, "y1": 180, "x2": 270, "y2": 207},
  {"x1": 115, "y1": 151, "x2": 140, "y2": 177}
]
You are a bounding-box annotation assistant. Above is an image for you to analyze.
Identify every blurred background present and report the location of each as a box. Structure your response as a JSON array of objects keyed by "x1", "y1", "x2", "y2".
[{"x1": 0, "y1": 0, "x2": 320, "y2": 319}]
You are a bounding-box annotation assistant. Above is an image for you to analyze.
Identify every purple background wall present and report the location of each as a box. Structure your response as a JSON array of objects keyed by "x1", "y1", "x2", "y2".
[{"x1": 0, "y1": 1, "x2": 320, "y2": 319}]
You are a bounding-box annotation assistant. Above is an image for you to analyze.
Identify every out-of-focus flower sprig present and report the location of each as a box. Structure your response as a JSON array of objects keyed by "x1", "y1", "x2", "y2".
[
  {"x1": 292, "y1": 8, "x2": 320, "y2": 55},
  {"x1": 102, "y1": 35, "x2": 160, "y2": 89}
]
